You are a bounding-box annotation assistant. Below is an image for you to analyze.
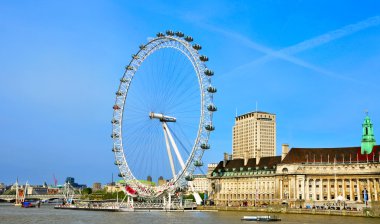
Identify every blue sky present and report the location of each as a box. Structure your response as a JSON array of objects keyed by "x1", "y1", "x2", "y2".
[{"x1": 1, "y1": 0, "x2": 379, "y2": 185}]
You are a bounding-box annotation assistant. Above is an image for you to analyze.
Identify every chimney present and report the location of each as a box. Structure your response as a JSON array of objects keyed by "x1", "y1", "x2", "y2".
[
  {"x1": 223, "y1": 153, "x2": 229, "y2": 167},
  {"x1": 282, "y1": 144, "x2": 289, "y2": 161},
  {"x1": 244, "y1": 151, "x2": 249, "y2": 166}
]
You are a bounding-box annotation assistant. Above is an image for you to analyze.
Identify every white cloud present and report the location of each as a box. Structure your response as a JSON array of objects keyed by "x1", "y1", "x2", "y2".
[{"x1": 247, "y1": 16, "x2": 380, "y2": 67}]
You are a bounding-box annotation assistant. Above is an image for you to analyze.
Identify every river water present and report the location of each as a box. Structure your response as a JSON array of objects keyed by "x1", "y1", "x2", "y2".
[{"x1": 0, "y1": 204, "x2": 378, "y2": 224}]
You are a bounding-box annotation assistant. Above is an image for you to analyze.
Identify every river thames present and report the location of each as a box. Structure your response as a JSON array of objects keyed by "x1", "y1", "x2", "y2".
[{"x1": 0, "y1": 204, "x2": 379, "y2": 224}]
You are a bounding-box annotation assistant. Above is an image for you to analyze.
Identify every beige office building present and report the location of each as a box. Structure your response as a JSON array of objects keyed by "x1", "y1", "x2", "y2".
[{"x1": 232, "y1": 111, "x2": 276, "y2": 160}]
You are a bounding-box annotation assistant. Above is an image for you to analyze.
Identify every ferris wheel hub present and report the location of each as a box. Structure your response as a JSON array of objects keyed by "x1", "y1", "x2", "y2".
[{"x1": 149, "y1": 112, "x2": 177, "y2": 122}]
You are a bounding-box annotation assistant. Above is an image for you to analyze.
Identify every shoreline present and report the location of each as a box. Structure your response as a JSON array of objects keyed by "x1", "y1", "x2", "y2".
[{"x1": 196, "y1": 206, "x2": 380, "y2": 218}]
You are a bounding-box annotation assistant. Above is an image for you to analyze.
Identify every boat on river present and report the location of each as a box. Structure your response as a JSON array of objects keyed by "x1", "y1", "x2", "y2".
[
  {"x1": 21, "y1": 201, "x2": 37, "y2": 208},
  {"x1": 241, "y1": 215, "x2": 281, "y2": 222}
]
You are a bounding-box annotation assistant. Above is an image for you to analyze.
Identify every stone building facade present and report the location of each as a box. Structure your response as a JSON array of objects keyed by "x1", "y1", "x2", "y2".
[
  {"x1": 189, "y1": 174, "x2": 209, "y2": 193},
  {"x1": 209, "y1": 115, "x2": 380, "y2": 208},
  {"x1": 277, "y1": 145, "x2": 380, "y2": 208},
  {"x1": 209, "y1": 146, "x2": 380, "y2": 208},
  {"x1": 209, "y1": 155, "x2": 281, "y2": 206}
]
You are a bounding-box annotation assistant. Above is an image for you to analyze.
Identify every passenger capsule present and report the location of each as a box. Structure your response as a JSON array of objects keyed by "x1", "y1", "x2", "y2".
[
  {"x1": 114, "y1": 161, "x2": 122, "y2": 165},
  {"x1": 132, "y1": 54, "x2": 139, "y2": 60},
  {"x1": 118, "y1": 173, "x2": 125, "y2": 177},
  {"x1": 207, "y1": 86, "x2": 217, "y2": 93},
  {"x1": 192, "y1": 44, "x2": 202, "y2": 50},
  {"x1": 116, "y1": 91, "x2": 124, "y2": 96},
  {"x1": 200, "y1": 143, "x2": 210, "y2": 150},
  {"x1": 204, "y1": 69, "x2": 214, "y2": 76},
  {"x1": 139, "y1": 45, "x2": 146, "y2": 50},
  {"x1": 111, "y1": 119, "x2": 119, "y2": 124},
  {"x1": 184, "y1": 36, "x2": 193, "y2": 42},
  {"x1": 113, "y1": 105, "x2": 121, "y2": 110},
  {"x1": 166, "y1": 30, "x2": 174, "y2": 36},
  {"x1": 199, "y1": 55, "x2": 208, "y2": 62},
  {"x1": 156, "y1": 32, "x2": 164, "y2": 37},
  {"x1": 112, "y1": 147, "x2": 121, "y2": 152},
  {"x1": 120, "y1": 77, "x2": 129, "y2": 83},
  {"x1": 175, "y1": 31, "x2": 184, "y2": 37},
  {"x1": 126, "y1": 65, "x2": 134, "y2": 70},
  {"x1": 185, "y1": 175, "x2": 194, "y2": 181},
  {"x1": 205, "y1": 124, "x2": 215, "y2": 131},
  {"x1": 111, "y1": 133, "x2": 120, "y2": 139},
  {"x1": 207, "y1": 104, "x2": 217, "y2": 112},
  {"x1": 194, "y1": 161, "x2": 203, "y2": 167}
]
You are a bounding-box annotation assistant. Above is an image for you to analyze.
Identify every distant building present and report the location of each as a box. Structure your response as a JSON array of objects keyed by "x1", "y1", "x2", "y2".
[
  {"x1": 65, "y1": 177, "x2": 75, "y2": 185},
  {"x1": 207, "y1": 163, "x2": 217, "y2": 177},
  {"x1": 147, "y1": 176, "x2": 152, "y2": 182},
  {"x1": 92, "y1": 183, "x2": 102, "y2": 191},
  {"x1": 158, "y1": 176, "x2": 167, "y2": 186},
  {"x1": 0, "y1": 183, "x2": 5, "y2": 194},
  {"x1": 65, "y1": 177, "x2": 86, "y2": 189},
  {"x1": 105, "y1": 181, "x2": 123, "y2": 193},
  {"x1": 232, "y1": 111, "x2": 276, "y2": 161},
  {"x1": 188, "y1": 174, "x2": 209, "y2": 193},
  {"x1": 47, "y1": 187, "x2": 60, "y2": 195},
  {"x1": 25, "y1": 185, "x2": 48, "y2": 195}
]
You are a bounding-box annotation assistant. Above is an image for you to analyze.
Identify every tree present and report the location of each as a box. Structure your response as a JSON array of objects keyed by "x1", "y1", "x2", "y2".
[{"x1": 82, "y1": 188, "x2": 92, "y2": 195}]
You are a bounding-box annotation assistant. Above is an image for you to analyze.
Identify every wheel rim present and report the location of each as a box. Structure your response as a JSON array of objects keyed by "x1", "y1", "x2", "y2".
[{"x1": 111, "y1": 32, "x2": 216, "y2": 197}]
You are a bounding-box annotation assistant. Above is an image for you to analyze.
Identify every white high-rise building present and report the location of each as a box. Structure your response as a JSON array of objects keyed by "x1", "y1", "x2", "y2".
[{"x1": 232, "y1": 111, "x2": 276, "y2": 160}]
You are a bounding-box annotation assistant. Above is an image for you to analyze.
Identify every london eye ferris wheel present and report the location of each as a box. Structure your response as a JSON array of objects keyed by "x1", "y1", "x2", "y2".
[{"x1": 111, "y1": 30, "x2": 217, "y2": 198}]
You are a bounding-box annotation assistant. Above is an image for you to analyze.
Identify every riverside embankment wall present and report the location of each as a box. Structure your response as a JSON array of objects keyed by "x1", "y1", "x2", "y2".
[{"x1": 196, "y1": 203, "x2": 380, "y2": 218}]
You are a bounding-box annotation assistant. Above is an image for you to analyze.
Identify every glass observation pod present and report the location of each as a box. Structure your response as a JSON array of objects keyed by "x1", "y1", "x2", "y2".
[
  {"x1": 139, "y1": 45, "x2": 146, "y2": 50},
  {"x1": 207, "y1": 86, "x2": 217, "y2": 93},
  {"x1": 118, "y1": 173, "x2": 125, "y2": 177},
  {"x1": 116, "y1": 91, "x2": 124, "y2": 96},
  {"x1": 120, "y1": 77, "x2": 130, "y2": 83},
  {"x1": 132, "y1": 54, "x2": 139, "y2": 60},
  {"x1": 200, "y1": 143, "x2": 210, "y2": 150},
  {"x1": 156, "y1": 32, "x2": 164, "y2": 37},
  {"x1": 113, "y1": 105, "x2": 121, "y2": 110},
  {"x1": 112, "y1": 147, "x2": 121, "y2": 152},
  {"x1": 184, "y1": 36, "x2": 193, "y2": 42},
  {"x1": 192, "y1": 44, "x2": 202, "y2": 50},
  {"x1": 194, "y1": 160, "x2": 204, "y2": 167},
  {"x1": 207, "y1": 104, "x2": 217, "y2": 112},
  {"x1": 205, "y1": 124, "x2": 215, "y2": 131},
  {"x1": 185, "y1": 175, "x2": 194, "y2": 181},
  {"x1": 199, "y1": 55, "x2": 208, "y2": 62},
  {"x1": 175, "y1": 31, "x2": 184, "y2": 37},
  {"x1": 111, "y1": 119, "x2": 119, "y2": 124},
  {"x1": 166, "y1": 30, "x2": 174, "y2": 36},
  {"x1": 111, "y1": 133, "x2": 120, "y2": 139},
  {"x1": 204, "y1": 69, "x2": 214, "y2": 76},
  {"x1": 126, "y1": 65, "x2": 134, "y2": 71}
]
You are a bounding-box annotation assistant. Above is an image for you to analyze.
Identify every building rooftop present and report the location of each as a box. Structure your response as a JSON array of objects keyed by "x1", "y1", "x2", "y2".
[
  {"x1": 212, "y1": 156, "x2": 282, "y2": 174},
  {"x1": 235, "y1": 111, "x2": 275, "y2": 120},
  {"x1": 282, "y1": 145, "x2": 380, "y2": 164}
]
